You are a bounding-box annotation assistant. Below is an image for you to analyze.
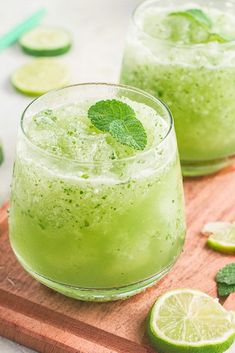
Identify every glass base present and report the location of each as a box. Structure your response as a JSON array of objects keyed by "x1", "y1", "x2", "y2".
[
  {"x1": 18, "y1": 258, "x2": 177, "y2": 302},
  {"x1": 181, "y1": 157, "x2": 232, "y2": 177}
]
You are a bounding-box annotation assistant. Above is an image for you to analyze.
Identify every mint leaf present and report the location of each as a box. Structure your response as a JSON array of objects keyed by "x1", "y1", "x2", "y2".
[
  {"x1": 169, "y1": 9, "x2": 213, "y2": 29},
  {"x1": 88, "y1": 100, "x2": 147, "y2": 150},
  {"x1": 216, "y1": 263, "x2": 235, "y2": 285},
  {"x1": 109, "y1": 119, "x2": 147, "y2": 151},
  {"x1": 217, "y1": 282, "x2": 235, "y2": 297},
  {"x1": 88, "y1": 99, "x2": 135, "y2": 132},
  {"x1": 216, "y1": 263, "x2": 235, "y2": 297}
]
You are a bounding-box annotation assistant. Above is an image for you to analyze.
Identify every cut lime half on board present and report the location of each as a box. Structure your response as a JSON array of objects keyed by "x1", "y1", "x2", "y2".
[
  {"x1": 203, "y1": 222, "x2": 235, "y2": 254},
  {"x1": 148, "y1": 289, "x2": 235, "y2": 353},
  {"x1": 19, "y1": 26, "x2": 72, "y2": 56},
  {"x1": 11, "y1": 59, "x2": 70, "y2": 96}
]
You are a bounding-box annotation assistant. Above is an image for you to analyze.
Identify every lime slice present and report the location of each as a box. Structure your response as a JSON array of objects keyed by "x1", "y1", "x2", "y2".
[
  {"x1": 202, "y1": 222, "x2": 235, "y2": 254},
  {"x1": 19, "y1": 26, "x2": 72, "y2": 56},
  {"x1": 169, "y1": 9, "x2": 213, "y2": 30},
  {"x1": 167, "y1": 9, "x2": 211, "y2": 44},
  {"x1": 148, "y1": 289, "x2": 235, "y2": 353},
  {"x1": 11, "y1": 59, "x2": 70, "y2": 96},
  {"x1": 169, "y1": 9, "x2": 232, "y2": 44},
  {"x1": 208, "y1": 32, "x2": 232, "y2": 43}
]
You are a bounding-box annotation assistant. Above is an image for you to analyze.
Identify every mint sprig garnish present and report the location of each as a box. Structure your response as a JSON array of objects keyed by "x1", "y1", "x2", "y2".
[
  {"x1": 216, "y1": 263, "x2": 235, "y2": 297},
  {"x1": 88, "y1": 100, "x2": 147, "y2": 150},
  {"x1": 170, "y1": 9, "x2": 212, "y2": 29},
  {"x1": 169, "y1": 8, "x2": 233, "y2": 43}
]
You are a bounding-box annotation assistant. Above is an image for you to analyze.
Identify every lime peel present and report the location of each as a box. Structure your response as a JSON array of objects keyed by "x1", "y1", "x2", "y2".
[{"x1": 202, "y1": 222, "x2": 235, "y2": 254}]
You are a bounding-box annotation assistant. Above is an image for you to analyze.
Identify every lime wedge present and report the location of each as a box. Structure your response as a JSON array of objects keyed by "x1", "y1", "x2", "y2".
[
  {"x1": 11, "y1": 58, "x2": 70, "y2": 96},
  {"x1": 148, "y1": 289, "x2": 235, "y2": 353},
  {"x1": 202, "y1": 222, "x2": 235, "y2": 254},
  {"x1": 19, "y1": 26, "x2": 72, "y2": 56}
]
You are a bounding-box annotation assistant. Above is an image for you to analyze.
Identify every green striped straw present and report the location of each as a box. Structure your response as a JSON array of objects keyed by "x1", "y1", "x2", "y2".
[{"x1": 0, "y1": 8, "x2": 46, "y2": 52}]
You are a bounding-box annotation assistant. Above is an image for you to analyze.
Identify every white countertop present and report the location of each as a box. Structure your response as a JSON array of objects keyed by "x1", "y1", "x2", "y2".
[
  {"x1": 0, "y1": 0, "x2": 142, "y2": 204},
  {"x1": 0, "y1": 0, "x2": 234, "y2": 352}
]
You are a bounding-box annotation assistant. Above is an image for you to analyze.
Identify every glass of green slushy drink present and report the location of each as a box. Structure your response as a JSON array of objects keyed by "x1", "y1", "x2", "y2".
[
  {"x1": 9, "y1": 83, "x2": 185, "y2": 301},
  {"x1": 120, "y1": 0, "x2": 235, "y2": 176}
]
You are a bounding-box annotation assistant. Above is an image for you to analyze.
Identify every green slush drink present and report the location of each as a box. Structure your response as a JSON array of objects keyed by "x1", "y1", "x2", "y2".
[{"x1": 9, "y1": 84, "x2": 185, "y2": 301}]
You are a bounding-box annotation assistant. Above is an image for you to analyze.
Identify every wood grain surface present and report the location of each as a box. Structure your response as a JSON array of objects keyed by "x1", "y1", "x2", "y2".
[{"x1": 0, "y1": 166, "x2": 235, "y2": 353}]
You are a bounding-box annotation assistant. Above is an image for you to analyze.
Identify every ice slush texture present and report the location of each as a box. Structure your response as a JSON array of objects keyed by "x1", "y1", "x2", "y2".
[
  {"x1": 9, "y1": 98, "x2": 185, "y2": 290},
  {"x1": 121, "y1": 4, "x2": 235, "y2": 162}
]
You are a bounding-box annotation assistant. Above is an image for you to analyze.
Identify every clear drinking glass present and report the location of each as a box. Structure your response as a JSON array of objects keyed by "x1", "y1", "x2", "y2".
[
  {"x1": 9, "y1": 83, "x2": 185, "y2": 301},
  {"x1": 120, "y1": 0, "x2": 235, "y2": 176}
]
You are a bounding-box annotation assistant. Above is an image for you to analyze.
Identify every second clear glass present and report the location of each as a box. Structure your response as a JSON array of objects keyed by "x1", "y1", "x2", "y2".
[{"x1": 120, "y1": 0, "x2": 235, "y2": 176}]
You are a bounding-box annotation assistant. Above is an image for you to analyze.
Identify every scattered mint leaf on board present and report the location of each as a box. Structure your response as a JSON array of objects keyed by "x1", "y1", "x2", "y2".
[
  {"x1": 88, "y1": 100, "x2": 147, "y2": 150},
  {"x1": 216, "y1": 263, "x2": 235, "y2": 297},
  {"x1": 216, "y1": 263, "x2": 235, "y2": 285},
  {"x1": 169, "y1": 9, "x2": 213, "y2": 29},
  {"x1": 218, "y1": 282, "x2": 235, "y2": 297}
]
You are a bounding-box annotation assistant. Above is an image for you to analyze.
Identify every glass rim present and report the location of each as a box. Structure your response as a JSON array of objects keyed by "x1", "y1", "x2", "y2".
[
  {"x1": 20, "y1": 82, "x2": 173, "y2": 166},
  {"x1": 132, "y1": 0, "x2": 235, "y2": 49}
]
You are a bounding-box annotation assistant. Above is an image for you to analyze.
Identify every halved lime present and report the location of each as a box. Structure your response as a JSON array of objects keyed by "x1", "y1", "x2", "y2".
[
  {"x1": 148, "y1": 289, "x2": 235, "y2": 353},
  {"x1": 11, "y1": 58, "x2": 70, "y2": 96},
  {"x1": 19, "y1": 26, "x2": 72, "y2": 56},
  {"x1": 203, "y1": 222, "x2": 235, "y2": 254}
]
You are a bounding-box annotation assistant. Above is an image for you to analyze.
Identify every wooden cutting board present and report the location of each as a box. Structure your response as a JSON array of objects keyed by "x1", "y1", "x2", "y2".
[{"x1": 0, "y1": 167, "x2": 235, "y2": 353}]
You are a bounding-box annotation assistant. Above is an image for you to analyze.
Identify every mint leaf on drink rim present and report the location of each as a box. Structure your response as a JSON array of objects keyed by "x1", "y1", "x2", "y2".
[
  {"x1": 88, "y1": 100, "x2": 147, "y2": 151},
  {"x1": 109, "y1": 118, "x2": 147, "y2": 151},
  {"x1": 169, "y1": 8, "x2": 213, "y2": 29}
]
